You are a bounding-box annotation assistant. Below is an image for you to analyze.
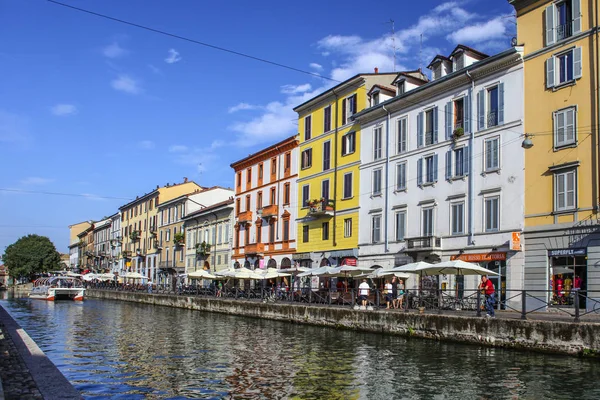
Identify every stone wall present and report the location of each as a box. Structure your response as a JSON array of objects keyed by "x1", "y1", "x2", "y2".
[{"x1": 87, "y1": 290, "x2": 600, "y2": 357}]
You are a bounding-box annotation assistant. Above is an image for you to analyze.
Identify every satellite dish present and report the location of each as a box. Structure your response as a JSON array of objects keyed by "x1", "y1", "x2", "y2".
[{"x1": 511, "y1": 37, "x2": 518, "y2": 47}]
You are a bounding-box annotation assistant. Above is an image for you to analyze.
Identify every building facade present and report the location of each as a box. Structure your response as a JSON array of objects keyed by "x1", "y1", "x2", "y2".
[
  {"x1": 68, "y1": 221, "x2": 91, "y2": 270},
  {"x1": 110, "y1": 213, "x2": 122, "y2": 274},
  {"x1": 231, "y1": 135, "x2": 299, "y2": 270},
  {"x1": 355, "y1": 45, "x2": 525, "y2": 298},
  {"x1": 92, "y1": 218, "x2": 112, "y2": 272},
  {"x1": 77, "y1": 224, "x2": 95, "y2": 272},
  {"x1": 293, "y1": 72, "x2": 397, "y2": 269},
  {"x1": 510, "y1": 0, "x2": 600, "y2": 309},
  {"x1": 183, "y1": 199, "x2": 234, "y2": 274}
]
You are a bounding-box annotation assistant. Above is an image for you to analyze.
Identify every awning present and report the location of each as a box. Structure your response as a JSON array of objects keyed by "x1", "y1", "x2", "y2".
[
  {"x1": 292, "y1": 252, "x2": 312, "y2": 261},
  {"x1": 328, "y1": 249, "x2": 358, "y2": 259}
]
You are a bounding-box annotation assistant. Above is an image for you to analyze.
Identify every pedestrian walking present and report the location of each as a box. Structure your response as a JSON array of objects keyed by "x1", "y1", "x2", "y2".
[
  {"x1": 478, "y1": 275, "x2": 495, "y2": 318},
  {"x1": 358, "y1": 279, "x2": 370, "y2": 310},
  {"x1": 391, "y1": 277, "x2": 399, "y2": 309}
]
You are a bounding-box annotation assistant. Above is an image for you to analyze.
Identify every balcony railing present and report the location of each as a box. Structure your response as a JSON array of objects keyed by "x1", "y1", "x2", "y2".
[
  {"x1": 122, "y1": 250, "x2": 132, "y2": 258},
  {"x1": 260, "y1": 204, "x2": 279, "y2": 218},
  {"x1": 237, "y1": 210, "x2": 253, "y2": 224},
  {"x1": 154, "y1": 240, "x2": 163, "y2": 250},
  {"x1": 149, "y1": 224, "x2": 157, "y2": 233},
  {"x1": 425, "y1": 130, "x2": 434, "y2": 145},
  {"x1": 406, "y1": 236, "x2": 442, "y2": 250},
  {"x1": 158, "y1": 260, "x2": 178, "y2": 269},
  {"x1": 307, "y1": 199, "x2": 335, "y2": 218},
  {"x1": 487, "y1": 111, "x2": 498, "y2": 128},
  {"x1": 556, "y1": 21, "x2": 573, "y2": 41},
  {"x1": 244, "y1": 242, "x2": 265, "y2": 255}
]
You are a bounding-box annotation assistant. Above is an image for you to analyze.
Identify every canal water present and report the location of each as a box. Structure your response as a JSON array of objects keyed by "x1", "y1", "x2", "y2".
[{"x1": 1, "y1": 294, "x2": 600, "y2": 400}]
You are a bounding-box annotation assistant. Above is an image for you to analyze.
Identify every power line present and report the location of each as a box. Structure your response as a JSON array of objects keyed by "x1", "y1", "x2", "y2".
[{"x1": 0, "y1": 188, "x2": 132, "y2": 200}]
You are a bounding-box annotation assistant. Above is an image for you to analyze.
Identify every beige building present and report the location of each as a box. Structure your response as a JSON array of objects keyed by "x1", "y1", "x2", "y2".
[{"x1": 68, "y1": 220, "x2": 92, "y2": 270}]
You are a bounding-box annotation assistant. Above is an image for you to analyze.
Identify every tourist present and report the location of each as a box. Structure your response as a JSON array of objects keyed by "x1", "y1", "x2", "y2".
[
  {"x1": 391, "y1": 277, "x2": 399, "y2": 309},
  {"x1": 358, "y1": 279, "x2": 370, "y2": 310},
  {"x1": 384, "y1": 280, "x2": 393, "y2": 309},
  {"x1": 398, "y1": 279, "x2": 405, "y2": 309},
  {"x1": 478, "y1": 275, "x2": 495, "y2": 318}
]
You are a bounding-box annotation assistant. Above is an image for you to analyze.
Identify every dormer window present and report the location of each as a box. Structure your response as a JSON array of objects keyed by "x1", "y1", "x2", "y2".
[
  {"x1": 398, "y1": 81, "x2": 405, "y2": 95},
  {"x1": 372, "y1": 92, "x2": 380, "y2": 106},
  {"x1": 433, "y1": 64, "x2": 441, "y2": 80},
  {"x1": 454, "y1": 54, "x2": 464, "y2": 71}
]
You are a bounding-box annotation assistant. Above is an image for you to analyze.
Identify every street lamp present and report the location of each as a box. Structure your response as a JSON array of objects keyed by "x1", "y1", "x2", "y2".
[{"x1": 521, "y1": 134, "x2": 534, "y2": 149}]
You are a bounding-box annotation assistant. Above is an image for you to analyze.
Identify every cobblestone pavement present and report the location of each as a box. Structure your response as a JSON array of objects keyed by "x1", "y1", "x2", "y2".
[{"x1": 0, "y1": 320, "x2": 43, "y2": 400}]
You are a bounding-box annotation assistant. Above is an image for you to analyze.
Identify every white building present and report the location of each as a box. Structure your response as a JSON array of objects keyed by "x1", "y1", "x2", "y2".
[
  {"x1": 110, "y1": 212, "x2": 122, "y2": 274},
  {"x1": 355, "y1": 45, "x2": 525, "y2": 300},
  {"x1": 230, "y1": 135, "x2": 299, "y2": 270},
  {"x1": 92, "y1": 217, "x2": 112, "y2": 272}
]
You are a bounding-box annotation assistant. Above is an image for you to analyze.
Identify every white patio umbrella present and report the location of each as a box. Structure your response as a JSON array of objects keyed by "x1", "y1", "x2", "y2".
[
  {"x1": 82, "y1": 273, "x2": 98, "y2": 281},
  {"x1": 297, "y1": 266, "x2": 338, "y2": 277},
  {"x1": 218, "y1": 267, "x2": 263, "y2": 280},
  {"x1": 97, "y1": 273, "x2": 116, "y2": 281},
  {"x1": 188, "y1": 270, "x2": 217, "y2": 280},
  {"x1": 257, "y1": 268, "x2": 292, "y2": 280},
  {"x1": 276, "y1": 266, "x2": 309, "y2": 274},
  {"x1": 326, "y1": 265, "x2": 373, "y2": 277},
  {"x1": 124, "y1": 272, "x2": 148, "y2": 280},
  {"x1": 66, "y1": 271, "x2": 83, "y2": 277},
  {"x1": 411, "y1": 260, "x2": 500, "y2": 276},
  {"x1": 363, "y1": 268, "x2": 412, "y2": 280}
]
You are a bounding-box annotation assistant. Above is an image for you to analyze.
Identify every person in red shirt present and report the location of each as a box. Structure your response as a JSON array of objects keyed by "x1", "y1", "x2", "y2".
[{"x1": 478, "y1": 275, "x2": 496, "y2": 318}]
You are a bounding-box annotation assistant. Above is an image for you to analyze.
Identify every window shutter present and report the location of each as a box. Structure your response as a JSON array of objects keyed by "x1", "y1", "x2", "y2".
[
  {"x1": 342, "y1": 136, "x2": 347, "y2": 155},
  {"x1": 417, "y1": 111, "x2": 424, "y2": 147},
  {"x1": 477, "y1": 90, "x2": 485, "y2": 130},
  {"x1": 445, "y1": 150, "x2": 452, "y2": 181},
  {"x1": 546, "y1": 57, "x2": 555, "y2": 89},
  {"x1": 498, "y1": 82, "x2": 505, "y2": 125},
  {"x1": 464, "y1": 146, "x2": 470, "y2": 176},
  {"x1": 433, "y1": 154, "x2": 439, "y2": 182},
  {"x1": 433, "y1": 106, "x2": 439, "y2": 143},
  {"x1": 351, "y1": 94, "x2": 357, "y2": 114},
  {"x1": 342, "y1": 98, "x2": 347, "y2": 124},
  {"x1": 573, "y1": 0, "x2": 581, "y2": 34},
  {"x1": 566, "y1": 108, "x2": 575, "y2": 142},
  {"x1": 464, "y1": 94, "x2": 471, "y2": 134},
  {"x1": 445, "y1": 102, "x2": 452, "y2": 140},
  {"x1": 545, "y1": 5, "x2": 555, "y2": 46},
  {"x1": 573, "y1": 47, "x2": 583, "y2": 79},
  {"x1": 417, "y1": 158, "x2": 423, "y2": 186}
]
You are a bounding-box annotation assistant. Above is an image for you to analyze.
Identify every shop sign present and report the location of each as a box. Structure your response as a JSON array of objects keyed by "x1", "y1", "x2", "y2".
[
  {"x1": 547, "y1": 248, "x2": 587, "y2": 257},
  {"x1": 450, "y1": 252, "x2": 507, "y2": 262},
  {"x1": 510, "y1": 232, "x2": 522, "y2": 251}
]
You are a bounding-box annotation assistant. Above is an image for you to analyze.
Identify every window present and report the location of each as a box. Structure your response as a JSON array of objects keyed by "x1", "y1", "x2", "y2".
[
  {"x1": 372, "y1": 92, "x2": 380, "y2": 106},
  {"x1": 373, "y1": 126, "x2": 383, "y2": 160},
  {"x1": 395, "y1": 211, "x2": 406, "y2": 241},
  {"x1": 237, "y1": 172, "x2": 242, "y2": 188},
  {"x1": 417, "y1": 154, "x2": 438, "y2": 185},
  {"x1": 217, "y1": 255, "x2": 221, "y2": 265},
  {"x1": 283, "y1": 183, "x2": 290, "y2": 204},
  {"x1": 451, "y1": 202, "x2": 464, "y2": 235},
  {"x1": 372, "y1": 169, "x2": 382, "y2": 196},
  {"x1": 322, "y1": 222, "x2": 329, "y2": 240},
  {"x1": 417, "y1": 108, "x2": 438, "y2": 147},
  {"x1": 302, "y1": 225, "x2": 309, "y2": 242},
  {"x1": 323, "y1": 141, "x2": 331, "y2": 171},
  {"x1": 270, "y1": 187, "x2": 276, "y2": 205},
  {"x1": 454, "y1": 98, "x2": 464, "y2": 129},
  {"x1": 246, "y1": 168, "x2": 252, "y2": 184},
  {"x1": 269, "y1": 221, "x2": 275, "y2": 243},
  {"x1": 546, "y1": 1, "x2": 581, "y2": 46},
  {"x1": 397, "y1": 117, "x2": 407, "y2": 154},
  {"x1": 258, "y1": 163, "x2": 264, "y2": 180},
  {"x1": 323, "y1": 105, "x2": 332, "y2": 132},
  {"x1": 344, "y1": 218, "x2": 352, "y2": 238},
  {"x1": 547, "y1": 48, "x2": 582, "y2": 89},
  {"x1": 245, "y1": 195, "x2": 251, "y2": 211},
  {"x1": 304, "y1": 115, "x2": 312, "y2": 140},
  {"x1": 284, "y1": 152, "x2": 291, "y2": 171},
  {"x1": 283, "y1": 219, "x2": 290, "y2": 241},
  {"x1": 555, "y1": 170, "x2": 576, "y2": 211},
  {"x1": 487, "y1": 86, "x2": 499, "y2": 127},
  {"x1": 166, "y1": 229, "x2": 171, "y2": 242},
  {"x1": 321, "y1": 179, "x2": 330, "y2": 201},
  {"x1": 485, "y1": 196, "x2": 500, "y2": 232},
  {"x1": 484, "y1": 137, "x2": 499, "y2": 172},
  {"x1": 454, "y1": 54, "x2": 464, "y2": 71},
  {"x1": 218, "y1": 225, "x2": 223, "y2": 244},
  {"x1": 446, "y1": 147, "x2": 469, "y2": 178},
  {"x1": 301, "y1": 148, "x2": 313, "y2": 169},
  {"x1": 422, "y1": 208, "x2": 434, "y2": 237},
  {"x1": 271, "y1": 158, "x2": 277, "y2": 179},
  {"x1": 433, "y1": 64, "x2": 441, "y2": 80},
  {"x1": 477, "y1": 84, "x2": 504, "y2": 129},
  {"x1": 341, "y1": 131, "x2": 356, "y2": 155},
  {"x1": 236, "y1": 198, "x2": 241, "y2": 215},
  {"x1": 397, "y1": 81, "x2": 405, "y2": 95},
  {"x1": 302, "y1": 185, "x2": 310, "y2": 207},
  {"x1": 396, "y1": 163, "x2": 406, "y2": 191},
  {"x1": 224, "y1": 224, "x2": 229, "y2": 243},
  {"x1": 257, "y1": 191, "x2": 263, "y2": 209},
  {"x1": 554, "y1": 107, "x2": 576, "y2": 147},
  {"x1": 342, "y1": 94, "x2": 357, "y2": 125},
  {"x1": 372, "y1": 215, "x2": 381, "y2": 243},
  {"x1": 343, "y1": 172, "x2": 353, "y2": 199}
]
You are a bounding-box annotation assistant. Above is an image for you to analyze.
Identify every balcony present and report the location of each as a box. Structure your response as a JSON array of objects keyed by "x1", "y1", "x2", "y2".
[
  {"x1": 487, "y1": 111, "x2": 498, "y2": 128},
  {"x1": 122, "y1": 250, "x2": 132, "y2": 258},
  {"x1": 244, "y1": 242, "x2": 265, "y2": 255},
  {"x1": 259, "y1": 204, "x2": 279, "y2": 218},
  {"x1": 153, "y1": 240, "x2": 163, "y2": 250},
  {"x1": 158, "y1": 260, "x2": 178, "y2": 269},
  {"x1": 406, "y1": 236, "x2": 442, "y2": 251},
  {"x1": 556, "y1": 21, "x2": 573, "y2": 42},
  {"x1": 149, "y1": 224, "x2": 157, "y2": 233},
  {"x1": 307, "y1": 199, "x2": 335, "y2": 218},
  {"x1": 237, "y1": 210, "x2": 253, "y2": 224}
]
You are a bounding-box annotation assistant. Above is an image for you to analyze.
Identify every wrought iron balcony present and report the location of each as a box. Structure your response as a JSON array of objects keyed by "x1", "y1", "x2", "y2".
[
  {"x1": 244, "y1": 242, "x2": 265, "y2": 255},
  {"x1": 307, "y1": 199, "x2": 335, "y2": 218},
  {"x1": 153, "y1": 240, "x2": 163, "y2": 250},
  {"x1": 237, "y1": 210, "x2": 253, "y2": 224},
  {"x1": 158, "y1": 260, "x2": 178, "y2": 269},
  {"x1": 259, "y1": 204, "x2": 279, "y2": 218},
  {"x1": 487, "y1": 111, "x2": 498, "y2": 128},
  {"x1": 122, "y1": 250, "x2": 132, "y2": 258},
  {"x1": 556, "y1": 21, "x2": 573, "y2": 41},
  {"x1": 406, "y1": 236, "x2": 442, "y2": 251}
]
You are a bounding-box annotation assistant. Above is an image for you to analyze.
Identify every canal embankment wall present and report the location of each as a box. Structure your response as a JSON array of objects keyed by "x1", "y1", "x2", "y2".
[
  {"x1": 0, "y1": 304, "x2": 82, "y2": 400},
  {"x1": 88, "y1": 289, "x2": 600, "y2": 357}
]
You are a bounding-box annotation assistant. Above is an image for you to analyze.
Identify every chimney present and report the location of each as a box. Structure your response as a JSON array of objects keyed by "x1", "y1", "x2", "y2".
[
  {"x1": 374, "y1": 67, "x2": 379, "y2": 74},
  {"x1": 183, "y1": 177, "x2": 188, "y2": 183}
]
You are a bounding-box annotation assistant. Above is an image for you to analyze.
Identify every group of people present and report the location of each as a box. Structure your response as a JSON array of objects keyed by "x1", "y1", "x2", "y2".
[{"x1": 356, "y1": 276, "x2": 406, "y2": 310}]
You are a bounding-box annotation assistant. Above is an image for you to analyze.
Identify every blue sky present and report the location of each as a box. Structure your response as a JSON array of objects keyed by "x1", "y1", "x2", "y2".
[{"x1": 0, "y1": 0, "x2": 514, "y2": 255}]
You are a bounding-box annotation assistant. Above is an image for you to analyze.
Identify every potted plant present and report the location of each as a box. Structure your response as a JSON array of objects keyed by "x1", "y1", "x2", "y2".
[
  {"x1": 173, "y1": 232, "x2": 185, "y2": 246},
  {"x1": 129, "y1": 230, "x2": 140, "y2": 241},
  {"x1": 195, "y1": 241, "x2": 211, "y2": 257},
  {"x1": 452, "y1": 127, "x2": 464, "y2": 142}
]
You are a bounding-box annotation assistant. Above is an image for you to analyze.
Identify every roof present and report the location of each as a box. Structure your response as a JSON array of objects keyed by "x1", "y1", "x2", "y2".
[
  {"x1": 230, "y1": 135, "x2": 298, "y2": 169},
  {"x1": 182, "y1": 198, "x2": 234, "y2": 220},
  {"x1": 426, "y1": 55, "x2": 450, "y2": 69},
  {"x1": 449, "y1": 44, "x2": 489, "y2": 60},
  {"x1": 367, "y1": 84, "x2": 396, "y2": 95},
  {"x1": 392, "y1": 69, "x2": 430, "y2": 85}
]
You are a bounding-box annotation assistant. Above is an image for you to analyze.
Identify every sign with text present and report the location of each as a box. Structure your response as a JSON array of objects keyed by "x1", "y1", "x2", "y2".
[
  {"x1": 511, "y1": 232, "x2": 522, "y2": 251},
  {"x1": 547, "y1": 248, "x2": 587, "y2": 257},
  {"x1": 450, "y1": 252, "x2": 507, "y2": 262}
]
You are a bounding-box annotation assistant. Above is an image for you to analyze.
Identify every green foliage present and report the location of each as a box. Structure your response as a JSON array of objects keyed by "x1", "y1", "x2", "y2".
[
  {"x1": 174, "y1": 232, "x2": 185, "y2": 245},
  {"x1": 2, "y1": 234, "x2": 61, "y2": 280}
]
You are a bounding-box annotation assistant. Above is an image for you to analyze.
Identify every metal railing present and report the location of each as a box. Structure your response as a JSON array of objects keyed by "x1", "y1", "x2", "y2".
[
  {"x1": 556, "y1": 21, "x2": 573, "y2": 41},
  {"x1": 406, "y1": 236, "x2": 442, "y2": 250},
  {"x1": 487, "y1": 111, "x2": 498, "y2": 127}
]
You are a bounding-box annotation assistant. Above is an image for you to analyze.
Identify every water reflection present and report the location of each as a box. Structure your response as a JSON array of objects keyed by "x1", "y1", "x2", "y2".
[{"x1": 1, "y1": 295, "x2": 599, "y2": 399}]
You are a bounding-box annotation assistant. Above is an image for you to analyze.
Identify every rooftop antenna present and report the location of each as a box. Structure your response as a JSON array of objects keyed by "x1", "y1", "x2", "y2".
[
  {"x1": 385, "y1": 19, "x2": 397, "y2": 72},
  {"x1": 419, "y1": 33, "x2": 423, "y2": 72}
]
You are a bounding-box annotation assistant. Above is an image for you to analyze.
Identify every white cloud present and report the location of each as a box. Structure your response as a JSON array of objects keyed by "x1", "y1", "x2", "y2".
[
  {"x1": 103, "y1": 42, "x2": 127, "y2": 58},
  {"x1": 111, "y1": 75, "x2": 142, "y2": 95},
  {"x1": 228, "y1": 102, "x2": 261, "y2": 113},
  {"x1": 447, "y1": 17, "x2": 508, "y2": 44},
  {"x1": 309, "y1": 63, "x2": 323, "y2": 71},
  {"x1": 50, "y1": 104, "x2": 77, "y2": 116},
  {"x1": 169, "y1": 145, "x2": 188, "y2": 153},
  {"x1": 280, "y1": 83, "x2": 312, "y2": 94},
  {"x1": 138, "y1": 140, "x2": 155, "y2": 150},
  {"x1": 20, "y1": 177, "x2": 54, "y2": 185},
  {"x1": 165, "y1": 49, "x2": 182, "y2": 64}
]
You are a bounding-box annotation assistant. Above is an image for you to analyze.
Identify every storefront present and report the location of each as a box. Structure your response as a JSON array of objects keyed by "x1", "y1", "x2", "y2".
[
  {"x1": 450, "y1": 252, "x2": 507, "y2": 308},
  {"x1": 547, "y1": 248, "x2": 586, "y2": 308}
]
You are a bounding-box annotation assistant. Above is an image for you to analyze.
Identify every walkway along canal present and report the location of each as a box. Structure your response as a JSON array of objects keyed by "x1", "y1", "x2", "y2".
[{"x1": 87, "y1": 288, "x2": 600, "y2": 357}]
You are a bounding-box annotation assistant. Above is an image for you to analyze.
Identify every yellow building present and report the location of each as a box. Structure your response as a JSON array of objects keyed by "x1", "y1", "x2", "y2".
[
  {"x1": 118, "y1": 178, "x2": 202, "y2": 281},
  {"x1": 293, "y1": 72, "x2": 397, "y2": 268},
  {"x1": 510, "y1": 0, "x2": 600, "y2": 300},
  {"x1": 68, "y1": 220, "x2": 91, "y2": 270}
]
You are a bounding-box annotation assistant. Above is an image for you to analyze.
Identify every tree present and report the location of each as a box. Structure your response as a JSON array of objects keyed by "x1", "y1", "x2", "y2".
[{"x1": 2, "y1": 234, "x2": 61, "y2": 281}]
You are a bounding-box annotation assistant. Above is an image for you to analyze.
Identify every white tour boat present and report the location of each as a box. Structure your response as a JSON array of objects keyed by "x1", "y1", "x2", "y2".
[{"x1": 29, "y1": 276, "x2": 85, "y2": 301}]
